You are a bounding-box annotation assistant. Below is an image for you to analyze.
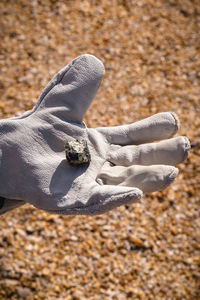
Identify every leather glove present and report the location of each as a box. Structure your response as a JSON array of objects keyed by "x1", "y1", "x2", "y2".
[{"x1": 0, "y1": 54, "x2": 190, "y2": 215}]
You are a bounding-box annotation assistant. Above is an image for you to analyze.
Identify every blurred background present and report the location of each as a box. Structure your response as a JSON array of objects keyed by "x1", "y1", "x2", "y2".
[{"x1": 0, "y1": 0, "x2": 199, "y2": 299}]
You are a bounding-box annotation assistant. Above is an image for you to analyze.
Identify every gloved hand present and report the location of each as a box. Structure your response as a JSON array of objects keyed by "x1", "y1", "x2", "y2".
[{"x1": 0, "y1": 54, "x2": 190, "y2": 215}]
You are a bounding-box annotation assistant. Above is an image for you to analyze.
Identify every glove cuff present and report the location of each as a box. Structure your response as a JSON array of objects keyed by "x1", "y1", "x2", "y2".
[
  {"x1": 0, "y1": 197, "x2": 26, "y2": 215},
  {"x1": 0, "y1": 197, "x2": 4, "y2": 209}
]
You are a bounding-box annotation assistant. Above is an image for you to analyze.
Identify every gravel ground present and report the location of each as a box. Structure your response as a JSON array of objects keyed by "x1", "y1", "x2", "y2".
[{"x1": 0, "y1": 0, "x2": 199, "y2": 299}]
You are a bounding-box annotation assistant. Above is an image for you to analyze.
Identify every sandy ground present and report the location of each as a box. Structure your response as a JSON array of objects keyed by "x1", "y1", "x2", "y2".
[{"x1": 0, "y1": 0, "x2": 199, "y2": 299}]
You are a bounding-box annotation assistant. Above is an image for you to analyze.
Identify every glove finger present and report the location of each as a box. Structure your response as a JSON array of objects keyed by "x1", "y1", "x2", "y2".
[
  {"x1": 109, "y1": 136, "x2": 190, "y2": 166},
  {"x1": 86, "y1": 184, "x2": 142, "y2": 215},
  {"x1": 97, "y1": 163, "x2": 178, "y2": 193},
  {"x1": 56, "y1": 182, "x2": 142, "y2": 215},
  {"x1": 97, "y1": 112, "x2": 179, "y2": 145},
  {"x1": 35, "y1": 54, "x2": 105, "y2": 123}
]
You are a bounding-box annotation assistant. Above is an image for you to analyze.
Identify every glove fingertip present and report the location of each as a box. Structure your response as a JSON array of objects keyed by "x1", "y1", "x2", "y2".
[
  {"x1": 161, "y1": 166, "x2": 179, "y2": 191},
  {"x1": 169, "y1": 112, "x2": 180, "y2": 134},
  {"x1": 104, "y1": 187, "x2": 143, "y2": 206},
  {"x1": 182, "y1": 136, "x2": 191, "y2": 161},
  {"x1": 73, "y1": 54, "x2": 105, "y2": 79},
  {"x1": 168, "y1": 166, "x2": 179, "y2": 182}
]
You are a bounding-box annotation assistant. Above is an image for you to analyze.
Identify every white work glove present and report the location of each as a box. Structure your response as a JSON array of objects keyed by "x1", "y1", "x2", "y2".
[{"x1": 0, "y1": 54, "x2": 190, "y2": 215}]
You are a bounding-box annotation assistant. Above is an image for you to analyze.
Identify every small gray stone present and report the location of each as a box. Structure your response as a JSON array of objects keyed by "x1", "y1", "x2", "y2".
[{"x1": 65, "y1": 139, "x2": 91, "y2": 165}]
